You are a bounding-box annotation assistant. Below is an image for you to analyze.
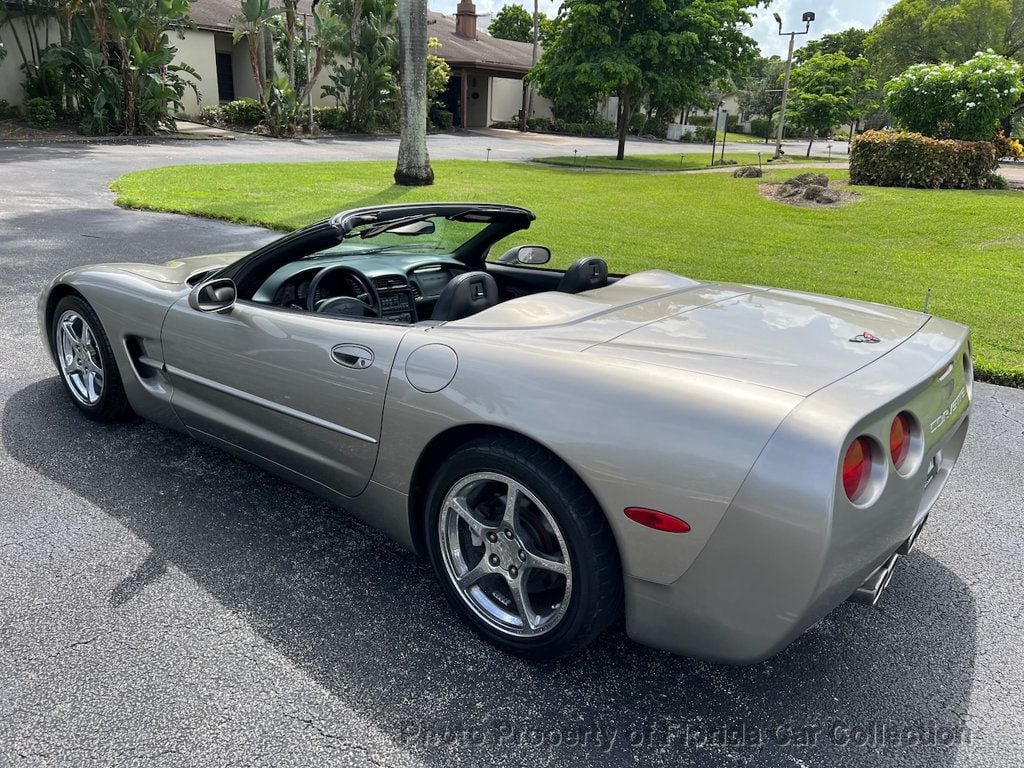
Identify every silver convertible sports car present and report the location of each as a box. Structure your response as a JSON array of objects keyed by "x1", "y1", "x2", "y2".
[{"x1": 39, "y1": 203, "x2": 972, "y2": 662}]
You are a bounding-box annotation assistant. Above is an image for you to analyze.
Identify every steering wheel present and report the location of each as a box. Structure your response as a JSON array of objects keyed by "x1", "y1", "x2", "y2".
[{"x1": 307, "y1": 265, "x2": 381, "y2": 318}]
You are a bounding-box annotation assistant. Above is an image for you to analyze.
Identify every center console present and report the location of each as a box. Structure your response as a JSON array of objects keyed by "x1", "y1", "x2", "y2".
[{"x1": 372, "y1": 274, "x2": 418, "y2": 324}]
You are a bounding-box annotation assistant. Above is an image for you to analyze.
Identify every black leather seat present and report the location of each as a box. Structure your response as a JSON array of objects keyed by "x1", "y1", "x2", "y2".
[
  {"x1": 558, "y1": 257, "x2": 609, "y2": 294},
  {"x1": 431, "y1": 271, "x2": 500, "y2": 321}
]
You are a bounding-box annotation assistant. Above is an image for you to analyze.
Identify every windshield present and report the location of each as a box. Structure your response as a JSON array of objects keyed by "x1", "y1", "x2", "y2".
[{"x1": 310, "y1": 215, "x2": 491, "y2": 258}]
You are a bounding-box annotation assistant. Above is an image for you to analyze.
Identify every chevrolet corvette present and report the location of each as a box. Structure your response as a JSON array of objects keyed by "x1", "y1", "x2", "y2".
[{"x1": 39, "y1": 203, "x2": 972, "y2": 662}]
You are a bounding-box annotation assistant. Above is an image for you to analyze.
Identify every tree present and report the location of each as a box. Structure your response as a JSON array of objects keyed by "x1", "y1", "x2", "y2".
[
  {"x1": 795, "y1": 27, "x2": 869, "y2": 65},
  {"x1": 38, "y1": 0, "x2": 199, "y2": 134},
  {"x1": 737, "y1": 55, "x2": 786, "y2": 140},
  {"x1": 489, "y1": 3, "x2": 533, "y2": 42},
  {"x1": 866, "y1": 0, "x2": 1024, "y2": 79},
  {"x1": 320, "y1": 0, "x2": 401, "y2": 133},
  {"x1": 885, "y1": 50, "x2": 1023, "y2": 140},
  {"x1": 489, "y1": 4, "x2": 556, "y2": 45},
  {"x1": 233, "y1": 0, "x2": 346, "y2": 135},
  {"x1": 394, "y1": 0, "x2": 433, "y2": 185},
  {"x1": 788, "y1": 53, "x2": 877, "y2": 156},
  {"x1": 531, "y1": 0, "x2": 760, "y2": 161}
]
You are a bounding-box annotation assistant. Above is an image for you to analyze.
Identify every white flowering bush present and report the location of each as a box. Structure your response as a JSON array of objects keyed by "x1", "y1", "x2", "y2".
[{"x1": 884, "y1": 51, "x2": 1023, "y2": 141}]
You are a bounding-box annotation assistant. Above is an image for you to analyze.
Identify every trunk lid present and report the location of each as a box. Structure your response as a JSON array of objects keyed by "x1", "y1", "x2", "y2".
[{"x1": 584, "y1": 287, "x2": 929, "y2": 396}]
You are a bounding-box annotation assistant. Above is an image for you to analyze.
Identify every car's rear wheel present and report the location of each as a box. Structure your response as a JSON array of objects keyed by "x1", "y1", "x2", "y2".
[
  {"x1": 51, "y1": 295, "x2": 132, "y2": 422},
  {"x1": 424, "y1": 435, "x2": 622, "y2": 660}
]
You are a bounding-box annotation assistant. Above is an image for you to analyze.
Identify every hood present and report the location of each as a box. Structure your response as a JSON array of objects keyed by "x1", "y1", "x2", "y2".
[
  {"x1": 113, "y1": 252, "x2": 249, "y2": 284},
  {"x1": 455, "y1": 271, "x2": 929, "y2": 397}
]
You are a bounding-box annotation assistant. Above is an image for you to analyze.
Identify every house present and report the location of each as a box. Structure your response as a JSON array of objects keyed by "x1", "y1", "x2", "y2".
[{"x1": 0, "y1": 0, "x2": 552, "y2": 128}]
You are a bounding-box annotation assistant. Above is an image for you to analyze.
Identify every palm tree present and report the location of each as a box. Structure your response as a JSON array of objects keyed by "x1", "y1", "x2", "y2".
[{"x1": 394, "y1": 0, "x2": 433, "y2": 185}]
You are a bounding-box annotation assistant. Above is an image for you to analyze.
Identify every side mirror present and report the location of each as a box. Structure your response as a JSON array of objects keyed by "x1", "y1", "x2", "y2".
[
  {"x1": 496, "y1": 244, "x2": 552, "y2": 266},
  {"x1": 188, "y1": 277, "x2": 236, "y2": 313}
]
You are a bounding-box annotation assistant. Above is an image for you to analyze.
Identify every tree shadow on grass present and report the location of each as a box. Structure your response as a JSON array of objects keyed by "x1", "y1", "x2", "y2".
[{"x1": 2, "y1": 379, "x2": 978, "y2": 768}]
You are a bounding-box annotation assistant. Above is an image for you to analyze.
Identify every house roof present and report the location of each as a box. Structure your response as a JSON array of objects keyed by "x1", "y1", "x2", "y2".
[
  {"x1": 427, "y1": 11, "x2": 536, "y2": 75},
  {"x1": 187, "y1": 2, "x2": 537, "y2": 74},
  {"x1": 189, "y1": 0, "x2": 316, "y2": 33}
]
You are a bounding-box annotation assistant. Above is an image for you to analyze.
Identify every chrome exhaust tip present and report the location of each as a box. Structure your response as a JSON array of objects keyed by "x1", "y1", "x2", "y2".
[{"x1": 849, "y1": 552, "x2": 900, "y2": 606}]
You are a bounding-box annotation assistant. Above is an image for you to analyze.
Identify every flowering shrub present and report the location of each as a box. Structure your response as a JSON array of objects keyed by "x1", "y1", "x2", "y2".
[
  {"x1": 884, "y1": 51, "x2": 1023, "y2": 141},
  {"x1": 850, "y1": 130, "x2": 1001, "y2": 189}
]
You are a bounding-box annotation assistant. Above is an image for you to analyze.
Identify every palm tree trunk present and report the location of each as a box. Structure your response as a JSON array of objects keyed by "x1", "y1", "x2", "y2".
[{"x1": 394, "y1": 0, "x2": 434, "y2": 186}]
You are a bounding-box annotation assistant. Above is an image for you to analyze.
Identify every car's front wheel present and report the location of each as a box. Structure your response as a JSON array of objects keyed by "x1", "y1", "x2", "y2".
[
  {"x1": 424, "y1": 435, "x2": 622, "y2": 660},
  {"x1": 50, "y1": 295, "x2": 133, "y2": 422}
]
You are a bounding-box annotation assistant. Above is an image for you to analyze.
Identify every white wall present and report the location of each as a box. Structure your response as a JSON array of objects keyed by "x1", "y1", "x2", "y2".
[
  {"x1": 173, "y1": 29, "x2": 217, "y2": 114},
  {"x1": 0, "y1": 15, "x2": 62, "y2": 105}
]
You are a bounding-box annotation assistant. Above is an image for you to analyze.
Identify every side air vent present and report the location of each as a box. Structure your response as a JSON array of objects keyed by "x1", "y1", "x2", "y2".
[
  {"x1": 372, "y1": 275, "x2": 409, "y2": 291},
  {"x1": 410, "y1": 282, "x2": 422, "y2": 299}
]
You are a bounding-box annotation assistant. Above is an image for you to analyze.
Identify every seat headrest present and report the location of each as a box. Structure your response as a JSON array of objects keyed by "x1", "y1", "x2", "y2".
[
  {"x1": 558, "y1": 257, "x2": 609, "y2": 294},
  {"x1": 431, "y1": 271, "x2": 499, "y2": 322}
]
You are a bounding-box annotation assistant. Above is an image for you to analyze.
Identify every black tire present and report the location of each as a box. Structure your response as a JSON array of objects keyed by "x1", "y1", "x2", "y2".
[
  {"x1": 50, "y1": 295, "x2": 134, "y2": 422},
  {"x1": 424, "y1": 434, "x2": 623, "y2": 660}
]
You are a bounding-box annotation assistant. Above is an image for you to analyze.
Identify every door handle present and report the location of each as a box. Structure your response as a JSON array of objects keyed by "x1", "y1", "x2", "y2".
[{"x1": 331, "y1": 344, "x2": 374, "y2": 370}]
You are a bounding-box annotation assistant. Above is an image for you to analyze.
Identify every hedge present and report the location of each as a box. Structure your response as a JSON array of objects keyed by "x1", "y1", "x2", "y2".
[{"x1": 850, "y1": 130, "x2": 1000, "y2": 189}]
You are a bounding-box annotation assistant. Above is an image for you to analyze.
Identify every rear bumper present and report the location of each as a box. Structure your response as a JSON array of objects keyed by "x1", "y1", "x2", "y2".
[{"x1": 623, "y1": 320, "x2": 971, "y2": 664}]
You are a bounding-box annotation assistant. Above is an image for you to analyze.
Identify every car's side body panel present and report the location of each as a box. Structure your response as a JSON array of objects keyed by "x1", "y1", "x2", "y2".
[
  {"x1": 374, "y1": 328, "x2": 803, "y2": 586},
  {"x1": 160, "y1": 298, "x2": 409, "y2": 496}
]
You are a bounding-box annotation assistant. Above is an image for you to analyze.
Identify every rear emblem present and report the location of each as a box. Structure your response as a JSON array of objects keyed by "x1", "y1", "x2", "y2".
[{"x1": 850, "y1": 331, "x2": 881, "y2": 344}]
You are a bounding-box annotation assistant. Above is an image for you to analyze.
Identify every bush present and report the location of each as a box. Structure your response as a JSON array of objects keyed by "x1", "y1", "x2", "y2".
[
  {"x1": 498, "y1": 115, "x2": 616, "y2": 138},
  {"x1": 687, "y1": 115, "x2": 713, "y2": 127},
  {"x1": 690, "y1": 125, "x2": 717, "y2": 143},
  {"x1": 0, "y1": 99, "x2": 21, "y2": 119},
  {"x1": 429, "y1": 105, "x2": 453, "y2": 131},
  {"x1": 749, "y1": 117, "x2": 773, "y2": 139},
  {"x1": 726, "y1": 114, "x2": 740, "y2": 132},
  {"x1": 25, "y1": 97, "x2": 56, "y2": 129},
  {"x1": 198, "y1": 104, "x2": 225, "y2": 126},
  {"x1": 885, "y1": 51, "x2": 1023, "y2": 141},
  {"x1": 223, "y1": 98, "x2": 263, "y2": 127},
  {"x1": 850, "y1": 130, "x2": 1001, "y2": 189},
  {"x1": 315, "y1": 106, "x2": 348, "y2": 131}
]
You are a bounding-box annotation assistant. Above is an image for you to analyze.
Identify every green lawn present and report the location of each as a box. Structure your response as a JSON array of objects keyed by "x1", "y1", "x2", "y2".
[
  {"x1": 111, "y1": 160, "x2": 1024, "y2": 385},
  {"x1": 533, "y1": 153, "x2": 758, "y2": 171},
  {"x1": 533, "y1": 152, "x2": 835, "y2": 172}
]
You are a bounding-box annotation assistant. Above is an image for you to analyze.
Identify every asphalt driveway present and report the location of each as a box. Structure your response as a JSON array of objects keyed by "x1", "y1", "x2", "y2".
[{"x1": 0, "y1": 138, "x2": 1021, "y2": 768}]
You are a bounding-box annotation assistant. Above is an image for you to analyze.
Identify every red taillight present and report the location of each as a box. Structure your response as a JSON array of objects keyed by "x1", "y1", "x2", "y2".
[
  {"x1": 843, "y1": 437, "x2": 873, "y2": 501},
  {"x1": 624, "y1": 507, "x2": 691, "y2": 533},
  {"x1": 890, "y1": 413, "x2": 912, "y2": 469}
]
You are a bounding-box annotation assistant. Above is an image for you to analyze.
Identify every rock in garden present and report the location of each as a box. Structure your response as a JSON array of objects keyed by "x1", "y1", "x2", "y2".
[
  {"x1": 802, "y1": 184, "x2": 828, "y2": 201},
  {"x1": 779, "y1": 181, "x2": 804, "y2": 198},
  {"x1": 792, "y1": 173, "x2": 829, "y2": 187},
  {"x1": 734, "y1": 166, "x2": 763, "y2": 178}
]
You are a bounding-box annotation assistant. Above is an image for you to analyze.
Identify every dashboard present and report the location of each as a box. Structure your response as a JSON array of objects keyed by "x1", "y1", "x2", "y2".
[{"x1": 253, "y1": 253, "x2": 469, "y2": 323}]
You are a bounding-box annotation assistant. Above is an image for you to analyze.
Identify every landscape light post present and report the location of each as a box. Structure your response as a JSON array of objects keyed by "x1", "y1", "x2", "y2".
[
  {"x1": 774, "y1": 10, "x2": 815, "y2": 159},
  {"x1": 518, "y1": 0, "x2": 540, "y2": 131}
]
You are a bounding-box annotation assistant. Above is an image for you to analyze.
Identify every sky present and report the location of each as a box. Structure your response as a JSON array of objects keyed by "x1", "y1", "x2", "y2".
[{"x1": 429, "y1": 0, "x2": 898, "y2": 58}]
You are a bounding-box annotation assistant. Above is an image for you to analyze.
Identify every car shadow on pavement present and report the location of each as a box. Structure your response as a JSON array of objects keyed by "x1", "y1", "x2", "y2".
[{"x1": 2, "y1": 379, "x2": 978, "y2": 768}]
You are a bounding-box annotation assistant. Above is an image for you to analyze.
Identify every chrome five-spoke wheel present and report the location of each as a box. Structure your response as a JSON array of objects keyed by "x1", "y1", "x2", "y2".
[
  {"x1": 55, "y1": 309, "x2": 104, "y2": 406},
  {"x1": 439, "y1": 471, "x2": 573, "y2": 638}
]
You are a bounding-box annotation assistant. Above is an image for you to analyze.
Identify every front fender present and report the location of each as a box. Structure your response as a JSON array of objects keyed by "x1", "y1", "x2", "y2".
[{"x1": 39, "y1": 266, "x2": 188, "y2": 428}]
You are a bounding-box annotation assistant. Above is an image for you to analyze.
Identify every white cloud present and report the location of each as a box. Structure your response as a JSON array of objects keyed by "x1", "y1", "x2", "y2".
[{"x1": 751, "y1": 0, "x2": 895, "y2": 57}]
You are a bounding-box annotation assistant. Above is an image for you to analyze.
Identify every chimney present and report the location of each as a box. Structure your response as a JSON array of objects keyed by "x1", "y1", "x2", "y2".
[{"x1": 455, "y1": 0, "x2": 477, "y2": 39}]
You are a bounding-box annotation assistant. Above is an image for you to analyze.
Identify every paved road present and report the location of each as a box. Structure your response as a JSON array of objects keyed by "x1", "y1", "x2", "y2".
[{"x1": 0, "y1": 138, "x2": 1020, "y2": 768}]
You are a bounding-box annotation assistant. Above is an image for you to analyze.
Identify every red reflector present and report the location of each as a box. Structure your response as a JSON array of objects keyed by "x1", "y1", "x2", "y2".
[
  {"x1": 843, "y1": 437, "x2": 873, "y2": 501},
  {"x1": 890, "y1": 413, "x2": 912, "y2": 469},
  {"x1": 624, "y1": 507, "x2": 691, "y2": 533}
]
